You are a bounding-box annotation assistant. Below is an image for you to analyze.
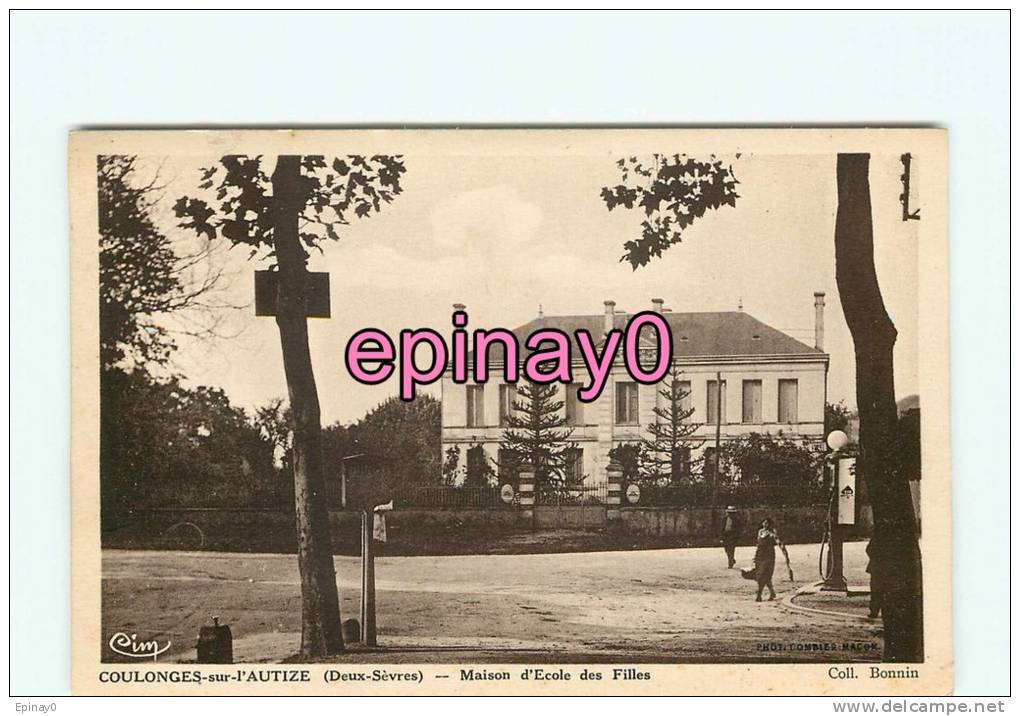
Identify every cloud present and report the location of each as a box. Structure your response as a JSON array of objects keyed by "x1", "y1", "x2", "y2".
[{"x1": 431, "y1": 185, "x2": 543, "y2": 250}]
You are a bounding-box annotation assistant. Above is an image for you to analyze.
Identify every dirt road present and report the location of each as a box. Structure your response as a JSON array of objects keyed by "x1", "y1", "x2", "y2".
[{"x1": 102, "y1": 540, "x2": 881, "y2": 663}]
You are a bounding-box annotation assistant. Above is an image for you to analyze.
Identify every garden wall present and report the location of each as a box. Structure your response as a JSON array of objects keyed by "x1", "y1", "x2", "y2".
[
  {"x1": 613, "y1": 504, "x2": 873, "y2": 545},
  {"x1": 101, "y1": 502, "x2": 871, "y2": 554}
]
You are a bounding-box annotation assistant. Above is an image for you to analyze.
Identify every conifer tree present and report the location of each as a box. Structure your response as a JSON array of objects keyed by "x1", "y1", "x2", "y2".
[
  {"x1": 639, "y1": 366, "x2": 703, "y2": 485},
  {"x1": 499, "y1": 382, "x2": 577, "y2": 495}
]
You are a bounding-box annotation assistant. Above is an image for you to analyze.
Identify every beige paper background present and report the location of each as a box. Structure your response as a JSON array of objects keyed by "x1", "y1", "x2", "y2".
[{"x1": 69, "y1": 128, "x2": 951, "y2": 695}]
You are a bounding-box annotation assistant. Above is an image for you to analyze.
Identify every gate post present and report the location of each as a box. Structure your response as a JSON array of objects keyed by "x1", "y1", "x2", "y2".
[
  {"x1": 606, "y1": 459, "x2": 624, "y2": 522},
  {"x1": 518, "y1": 463, "x2": 536, "y2": 525}
]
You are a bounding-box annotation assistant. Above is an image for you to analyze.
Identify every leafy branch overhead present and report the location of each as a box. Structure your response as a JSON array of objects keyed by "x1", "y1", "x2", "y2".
[
  {"x1": 600, "y1": 154, "x2": 739, "y2": 269},
  {"x1": 173, "y1": 154, "x2": 407, "y2": 260}
]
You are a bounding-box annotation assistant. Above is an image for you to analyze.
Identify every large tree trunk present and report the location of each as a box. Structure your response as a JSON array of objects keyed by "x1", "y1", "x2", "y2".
[
  {"x1": 271, "y1": 155, "x2": 344, "y2": 658},
  {"x1": 834, "y1": 153, "x2": 923, "y2": 662}
]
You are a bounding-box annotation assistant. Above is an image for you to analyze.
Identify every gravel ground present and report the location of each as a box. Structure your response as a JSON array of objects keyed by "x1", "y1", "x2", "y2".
[{"x1": 102, "y1": 540, "x2": 882, "y2": 664}]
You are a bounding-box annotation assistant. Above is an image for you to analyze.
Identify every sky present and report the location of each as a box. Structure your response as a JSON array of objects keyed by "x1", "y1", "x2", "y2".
[{"x1": 141, "y1": 150, "x2": 920, "y2": 426}]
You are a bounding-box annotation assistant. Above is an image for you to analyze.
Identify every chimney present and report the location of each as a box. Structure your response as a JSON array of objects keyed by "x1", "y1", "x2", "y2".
[
  {"x1": 603, "y1": 300, "x2": 616, "y2": 335},
  {"x1": 813, "y1": 292, "x2": 825, "y2": 351},
  {"x1": 651, "y1": 298, "x2": 665, "y2": 313}
]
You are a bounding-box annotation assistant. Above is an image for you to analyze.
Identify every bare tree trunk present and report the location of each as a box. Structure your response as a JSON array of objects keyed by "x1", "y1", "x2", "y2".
[
  {"x1": 834, "y1": 153, "x2": 923, "y2": 662},
  {"x1": 271, "y1": 155, "x2": 344, "y2": 658}
]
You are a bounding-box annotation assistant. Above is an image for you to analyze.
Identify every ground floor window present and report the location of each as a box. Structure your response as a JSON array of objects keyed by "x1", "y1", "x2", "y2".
[
  {"x1": 464, "y1": 444, "x2": 495, "y2": 487},
  {"x1": 497, "y1": 448, "x2": 519, "y2": 486},
  {"x1": 671, "y1": 446, "x2": 692, "y2": 482},
  {"x1": 565, "y1": 447, "x2": 584, "y2": 486}
]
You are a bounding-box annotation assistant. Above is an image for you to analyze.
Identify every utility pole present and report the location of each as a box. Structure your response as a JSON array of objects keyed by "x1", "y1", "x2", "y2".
[
  {"x1": 710, "y1": 371, "x2": 722, "y2": 510},
  {"x1": 360, "y1": 510, "x2": 377, "y2": 647}
]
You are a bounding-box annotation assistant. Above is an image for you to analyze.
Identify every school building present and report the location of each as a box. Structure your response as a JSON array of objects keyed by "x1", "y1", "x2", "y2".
[{"x1": 440, "y1": 294, "x2": 830, "y2": 487}]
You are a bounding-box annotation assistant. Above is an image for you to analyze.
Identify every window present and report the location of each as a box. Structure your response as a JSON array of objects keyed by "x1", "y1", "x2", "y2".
[
  {"x1": 499, "y1": 384, "x2": 516, "y2": 427},
  {"x1": 742, "y1": 380, "x2": 762, "y2": 423},
  {"x1": 565, "y1": 447, "x2": 584, "y2": 485},
  {"x1": 466, "y1": 385, "x2": 485, "y2": 427},
  {"x1": 706, "y1": 380, "x2": 727, "y2": 424},
  {"x1": 678, "y1": 380, "x2": 692, "y2": 414},
  {"x1": 497, "y1": 448, "x2": 519, "y2": 485},
  {"x1": 778, "y1": 379, "x2": 799, "y2": 423},
  {"x1": 465, "y1": 444, "x2": 493, "y2": 486},
  {"x1": 615, "y1": 382, "x2": 639, "y2": 424},
  {"x1": 671, "y1": 446, "x2": 691, "y2": 481},
  {"x1": 565, "y1": 385, "x2": 584, "y2": 425}
]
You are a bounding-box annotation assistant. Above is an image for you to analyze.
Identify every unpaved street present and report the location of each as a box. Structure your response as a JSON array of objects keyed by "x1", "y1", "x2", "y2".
[{"x1": 102, "y1": 541, "x2": 881, "y2": 663}]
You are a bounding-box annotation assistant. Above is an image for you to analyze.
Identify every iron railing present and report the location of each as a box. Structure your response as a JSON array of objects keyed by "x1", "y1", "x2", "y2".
[
  {"x1": 536, "y1": 482, "x2": 609, "y2": 505},
  {"x1": 394, "y1": 485, "x2": 509, "y2": 509}
]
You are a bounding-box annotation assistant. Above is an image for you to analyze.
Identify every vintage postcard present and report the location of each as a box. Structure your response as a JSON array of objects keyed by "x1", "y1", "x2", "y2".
[{"x1": 69, "y1": 128, "x2": 950, "y2": 695}]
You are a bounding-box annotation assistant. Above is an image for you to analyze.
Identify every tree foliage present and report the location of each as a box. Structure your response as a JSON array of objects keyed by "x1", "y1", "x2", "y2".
[
  {"x1": 638, "y1": 367, "x2": 703, "y2": 484},
  {"x1": 254, "y1": 398, "x2": 293, "y2": 472},
  {"x1": 442, "y1": 446, "x2": 462, "y2": 485},
  {"x1": 499, "y1": 382, "x2": 577, "y2": 492},
  {"x1": 463, "y1": 444, "x2": 497, "y2": 488},
  {"x1": 101, "y1": 367, "x2": 278, "y2": 512},
  {"x1": 173, "y1": 154, "x2": 406, "y2": 259},
  {"x1": 600, "y1": 154, "x2": 739, "y2": 268},
  {"x1": 321, "y1": 395, "x2": 442, "y2": 490},
  {"x1": 99, "y1": 155, "x2": 228, "y2": 370},
  {"x1": 720, "y1": 432, "x2": 823, "y2": 490},
  {"x1": 825, "y1": 400, "x2": 854, "y2": 435},
  {"x1": 608, "y1": 443, "x2": 642, "y2": 483}
]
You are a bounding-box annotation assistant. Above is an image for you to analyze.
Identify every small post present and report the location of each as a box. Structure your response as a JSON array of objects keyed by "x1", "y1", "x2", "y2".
[
  {"x1": 518, "y1": 463, "x2": 536, "y2": 523},
  {"x1": 360, "y1": 509, "x2": 377, "y2": 646},
  {"x1": 606, "y1": 459, "x2": 624, "y2": 521},
  {"x1": 711, "y1": 372, "x2": 722, "y2": 508}
]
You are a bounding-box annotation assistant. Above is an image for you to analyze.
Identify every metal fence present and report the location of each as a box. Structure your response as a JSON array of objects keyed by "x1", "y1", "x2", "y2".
[
  {"x1": 394, "y1": 485, "x2": 509, "y2": 509},
  {"x1": 536, "y1": 482, "x2": 609, "y2": 506},
  {"x1": 393, "y1": 483, "x2": 614, "y2": 508}
]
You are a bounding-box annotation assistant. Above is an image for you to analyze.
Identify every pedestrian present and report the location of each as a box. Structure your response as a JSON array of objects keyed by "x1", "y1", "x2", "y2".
[
  {"x1": 721, "y1": 506, "x2": 740, "y2": 568},
  {"x1": 751, "y1": 517, "x2": 785, "y2": 602}
]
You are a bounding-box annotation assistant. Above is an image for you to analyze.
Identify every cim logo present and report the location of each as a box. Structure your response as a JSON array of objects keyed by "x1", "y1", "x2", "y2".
[{"x1": 108, "y1": 632, "x2": 171, "y2": 661}]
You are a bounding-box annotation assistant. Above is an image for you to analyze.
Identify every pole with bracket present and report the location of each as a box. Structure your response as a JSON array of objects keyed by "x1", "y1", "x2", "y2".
[{"x1": 360, "y1": 509, "x2": 377, "y2": 647}]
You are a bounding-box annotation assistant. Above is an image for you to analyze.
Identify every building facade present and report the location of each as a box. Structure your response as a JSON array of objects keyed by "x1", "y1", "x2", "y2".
[{"x1": 440, "y1": 294, "x2": 829, "y2": 487}]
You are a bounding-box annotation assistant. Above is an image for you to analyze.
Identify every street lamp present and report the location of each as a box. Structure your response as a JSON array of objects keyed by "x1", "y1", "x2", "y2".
[
  {"x1": 822, "y1": 430, "x2": 850, "y2": 591},
  {"x1": 827, "y1": 429, "x2": 848, "y2": 452}
]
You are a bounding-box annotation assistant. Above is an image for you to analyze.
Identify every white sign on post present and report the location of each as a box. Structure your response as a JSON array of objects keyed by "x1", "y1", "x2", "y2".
[{"x1": 836, "y1": 457, "x2": 857, "y2": 525}]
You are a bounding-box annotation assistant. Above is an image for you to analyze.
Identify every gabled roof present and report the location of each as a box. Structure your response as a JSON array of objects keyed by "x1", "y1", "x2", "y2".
[{"x1": 477, "y1": 311, "x2": 823, "y2": 363}]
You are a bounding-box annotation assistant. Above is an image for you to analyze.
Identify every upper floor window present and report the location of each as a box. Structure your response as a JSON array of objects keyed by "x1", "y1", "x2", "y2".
[
  {"x1": 778, "y1": 379, "x2": 799, "y2": 423},
  {"x1": 499, "y1": 384, "x2": 517, "y2": 427},
  {"x1": 564, "y1": 385, "x2": 584, "y2": 426},
  {"x1": 742, "y1": 380, "x2": 762, "y2": 423},
  {"x1": 706, "y1": 379, "x2": 727, "y2": 424},
  {"x1": 466, "y1": 385, "x2": 485, "y2": 427},
  {"x1": 615, "y1": 382, "x2": 639, "y2": 425},
  {"x1": 677, "y1": 380, "x2": 692, "y2": 414}
]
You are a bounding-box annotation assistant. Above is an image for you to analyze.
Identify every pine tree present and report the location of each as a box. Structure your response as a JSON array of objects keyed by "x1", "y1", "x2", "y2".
[
  {"x1": 639, "y1": 366, "x2": 703, "y2": 485},
  {"x1": 499, "y1": 382, "x2": 577, "y2": 496}
]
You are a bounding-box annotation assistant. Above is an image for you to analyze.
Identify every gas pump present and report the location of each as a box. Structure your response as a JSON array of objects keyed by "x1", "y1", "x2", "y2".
[{"x1": 819, "y1": 430, "x2": 857, "y2": 591}]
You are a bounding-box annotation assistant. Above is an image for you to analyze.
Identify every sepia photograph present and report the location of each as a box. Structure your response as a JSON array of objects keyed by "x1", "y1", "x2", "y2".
[
  {"x1": 9, "y1": 8, "x2": 1011, "y2": 706},
  {"x1": 67, "y1": 129, "x2": 951, "y2": 694}
]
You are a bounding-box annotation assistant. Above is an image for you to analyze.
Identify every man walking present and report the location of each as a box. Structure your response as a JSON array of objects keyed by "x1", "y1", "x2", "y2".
[{"x1": 721, "y1": 506, "x2": 740, "y2": 568}]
